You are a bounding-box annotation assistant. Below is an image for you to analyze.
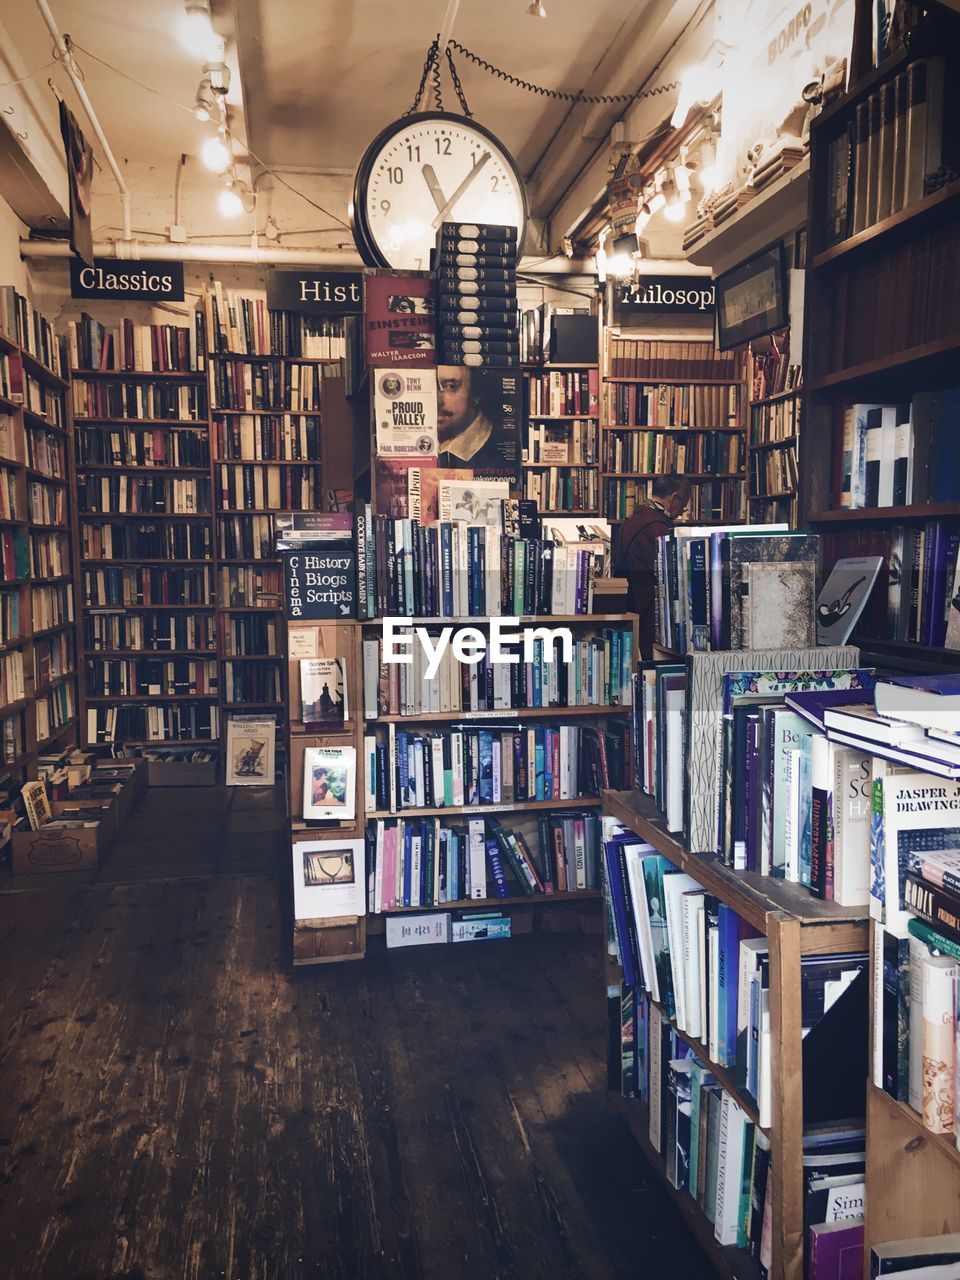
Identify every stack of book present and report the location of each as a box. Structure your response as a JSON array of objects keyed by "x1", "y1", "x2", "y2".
[{"x1": 434, "y1": 222, "x2": 519, "y2": 368}]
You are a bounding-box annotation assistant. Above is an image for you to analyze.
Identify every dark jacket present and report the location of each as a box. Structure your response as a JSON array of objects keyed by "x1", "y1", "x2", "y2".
[{"x1": 615, "y1": 501, "x2": 673, "y2": 658}]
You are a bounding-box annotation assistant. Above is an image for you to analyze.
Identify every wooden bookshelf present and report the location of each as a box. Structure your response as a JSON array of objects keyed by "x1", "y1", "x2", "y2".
[
  {"x1": 521, "y1": 363, "x2": 600, "y2": 515},
  {"x1": 603, "y1": 789, "x2": 868, "y2": 1280},
  {"x1": 0, "y1": 325, "x2": 79, "y2": 771},
  {"x1": 799, "y1": 38, "x2": 960, "y2": 1276}
]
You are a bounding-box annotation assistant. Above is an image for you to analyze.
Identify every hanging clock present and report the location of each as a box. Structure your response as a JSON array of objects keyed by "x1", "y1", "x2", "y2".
[{"x1": 351, "y1": 111, "x2": 528, "y2": 271}]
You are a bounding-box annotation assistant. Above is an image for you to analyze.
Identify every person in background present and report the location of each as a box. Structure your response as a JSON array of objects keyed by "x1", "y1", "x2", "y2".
[{"x1": 614, "y1": 475, "x2": 693, "y2": 657}]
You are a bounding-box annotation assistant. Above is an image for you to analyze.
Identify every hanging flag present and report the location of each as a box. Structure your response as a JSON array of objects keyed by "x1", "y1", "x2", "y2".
[{"x1": 59, "y1": 100, "x2": 94, "y2": 267}]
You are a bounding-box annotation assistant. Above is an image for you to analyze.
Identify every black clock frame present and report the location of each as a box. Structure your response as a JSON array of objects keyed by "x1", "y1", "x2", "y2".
[{"x1": 350, "y1": 110, "x2": 529, "y2": 268}]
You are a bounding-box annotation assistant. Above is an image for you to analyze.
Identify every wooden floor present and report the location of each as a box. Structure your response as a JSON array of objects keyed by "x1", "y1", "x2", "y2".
[{"x1": 0, "y1": 788, "x2": 716, "y2": 1280}]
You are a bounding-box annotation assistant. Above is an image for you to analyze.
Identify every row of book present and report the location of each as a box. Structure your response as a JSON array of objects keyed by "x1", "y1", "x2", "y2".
[
  {"x1": 523, "y1": 419, "x2": 598, "y2": 465},
  {"x1": 77, "y1": 475, "x2": 210, "y2": 515},
  {"x1": 82, "y1": 566, "x2": 214, "y2": 607},
  {"x1": 364, "y1": 720, "x2": 630, "y2": 813},
  {"x1": 26, "y1": 428, "x2": 66, "y2": 478},
  {"x1": 606, "y1": 827, "x2": 868, "y2": 1123},
  {"x1": 219, "y1": 565, "x2": 282, "y2": 608},
  {"x1": 36, "y1": 679, "x2": 75, "y2": 743},
  {"x1": 355, "y1": 508, "x2": 604, "y2": 619},
  {"x1": 822, "y1": 58, "x2": 944, "y2": 249},
  {"x1": 210, "y1": 358, "x2": 324, "y2": 412},
  {"x1": 525, "y1": 369, "x2": 599, "y2": 418},
  {"x1": 222, "y1": 659, "x2": 281, "y2": 705},
  {"x1": 0, "y1": 287, "x2": 62, "y2": 376},
  {"x1": 214, "y1": 415, "x2": 322, "y2": 462},
  {"x1": 0, "y1": 649, "x2": 24, "y2": 710},
  {"x1": 76, "y1": 426, "x2": 209, "y2": 469},
  {"x1": 522, "y1": 467, "x2": 598, "y2": 513},
  {"x1": 605, "y1": 382, "x2": 739, "y2": 428},
  {"x1": 32, "y1": 583, "x2": 73, "y2": 632},
  {"x1": 36, "y1": 634, "x2": 73, "y2": 689},
  {"x1": 0, "y1": 468, "x2": 21, "y2": 521},
  {"x1": 84, "y1": 657, "x2": 218, "y2": 697},
  {"x1": 31, "y1": 531, "x2": 69, "y2": 580},
  {"x1": 750, "y1": 395, "x2": 799, "y2": 445},
  {"x1": 27, "y1": 483, "x2": 66, "y2": 528},
  {"x1": 606, "y1": 339, "x2": 739, "y2": 381},
  {"x1": 617, "y1": 985, "x2": 867, "y2": 1270},
  {"x1": 23, "y1": 374, "x2": 65, "y2": 426},
  {"x1": 218, "y1": 514, "x2": 276, "y2": 561},
  {"x1": 749, "y1": 444, "x2": 799, "y2": 498},
  {"x1": 838, "y1": 392, "x2": 960, "y2": 509},
  {"x1": 745, "y1": 343, "x2": 801, "y2": 403},
  {"x1": 653, "y1": 527, "x2": 815, "y2": 655},
  {"x1": 71, "y1": 380, "x2": 206, "y2": 422},
  {"x1": 200, "y1": 282, "x2": 348, "y2": 358},
  {"x1": 605, "y1": 479, "x2": 745, "y2": 525},
  {"x1": 83, "y1": 612, "x2": 216, "y2": 653},
  {"x1": 361, "y1": 625, "x2": 634, "y2": 717},
  {"x1": 0, "y1": 529, "x2": 28, "y2": 582},
  {"x1": 603, "y1": 429, "x2": 742, "y2": 475},
  {"x1": 86, "y1": 702, "x2": 221, "y2": 743},
  {"x1": 821, "y1": 220, "x2": 957, "y2": 375},
  {"x1": 888, "y1": 521, "x2": 960, "y2": 648},
  {"x1": 223, "y1": 613, "x2": 278, "y2": 655},
  {"x1": 80, "y1": 520, "x2": 212, "y2": 562},
  {"x1": 66, "y1": 314, "x2": 205, "y2": 373},
  {"x1": 366, "y1": 810, "x2": 602, "y2": 911},
  {"x1": 217, "y1": 463, "x2": 321, "y2": 512}
]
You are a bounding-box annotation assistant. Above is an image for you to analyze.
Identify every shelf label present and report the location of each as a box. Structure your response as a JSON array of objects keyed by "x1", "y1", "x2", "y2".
[{"x1": 70, "y1": 258, "x2": 185, "y2": 301}]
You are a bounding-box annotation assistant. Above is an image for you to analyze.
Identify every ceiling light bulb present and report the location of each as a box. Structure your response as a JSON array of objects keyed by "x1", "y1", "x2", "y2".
[
  {"x1": 178, "y1": 2, "x2": 223, "y2": 61},
  {"x1": 193, "y1": 80, "x2": 214, "y2": 122},
  {"x1": 664, "y1": 202, "x2": 687, "y2": 223},
  {"x1": 219, "y1": 186, "x2": 244, "y2": 217},
  {"x1": 201, "y1": 134, "x2": 231, "y2": 173},
  {"x1": 527, "y1": 1, "x2": 547, "y2": 15}
]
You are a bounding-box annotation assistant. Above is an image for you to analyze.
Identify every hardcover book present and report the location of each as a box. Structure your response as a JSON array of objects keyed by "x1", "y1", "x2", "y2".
[
  {"x1": 299, "y1": 658, "x2": 347, "y2": 729},
  {"x1": 726, "y1": 533, "x2": 820, "y2": 650},
  {"x1": 816, "y1": 557, "x2": 884, "y2": 645},
  {"x1": 225, "y1": 715, "x2": 276, "y2": 787},
  {"x1": 741, "y1": 561, "x2": 816, "y2": 650},
  {"x1": 364, "y1": 271, "x2": 436, "y2": 367}
]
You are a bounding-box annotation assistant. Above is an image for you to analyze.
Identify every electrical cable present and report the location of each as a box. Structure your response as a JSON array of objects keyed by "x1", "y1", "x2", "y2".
[
  {"x1": 0, "y1": 59, "x2": 58, "y2": 89},
  {"x1": 68, "y1": 41, "x2": 353, "y2": 229}
]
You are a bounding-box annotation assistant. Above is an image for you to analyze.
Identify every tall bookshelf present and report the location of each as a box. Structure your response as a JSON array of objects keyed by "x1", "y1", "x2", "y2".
[
  {"x1": 600, "y1": 338, "x2": 746, "y2": 527},
  {"x1": 71, "y1": 322, "x2": 219, "y2": 751},
  {"x1": 521, "y1": 363, "x2": 601, "y2": 516},
  {"x1": 800, "y1": 36, "x2": 960, "y2": 1270},
  {"x1": 0, "y1": 318, "x2": 78, "y2": 772},
  {"x1": 743, "y1": 335, "x2": 802, "y2": 529}
]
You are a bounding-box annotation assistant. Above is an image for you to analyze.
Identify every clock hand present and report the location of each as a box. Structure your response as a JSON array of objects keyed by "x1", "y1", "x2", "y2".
[
  {"x1": 431, "y1": 151, "x2": 491, "y2": 230},
  {"x1": 421, "y1": 163, "x2": 448, "y2": 213}
]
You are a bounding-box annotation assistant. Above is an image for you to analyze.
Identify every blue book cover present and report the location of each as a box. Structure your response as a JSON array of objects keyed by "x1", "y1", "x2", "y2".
[
  {"x1": 396, "y1": 731, "x2": 409, "y2": 809},
  {"x1": 535, "y1": 734, "x2": 546, "y2": 801},
  {"x1": 716, "y1": 904, "x2": 742, "y2": 1068},
  {"x1": 603, "y1": 836, "x2": 640, "y2": 991},
  {"x1": 532, "y1": 640, "x2": 543, "y2": 708},
  {"x1": 485, "y1": 836, "x2": 510, "y2": 898},
  {"x1": 478, "y1": 730, "x2": 494, "y2": 804},
  {"x1": 784, "y1": 687, "x2": 873, "y2": 731}
]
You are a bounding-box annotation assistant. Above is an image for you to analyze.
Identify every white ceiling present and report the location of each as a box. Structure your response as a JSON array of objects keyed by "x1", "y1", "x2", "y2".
[{"x1": 1, "y1": 0, "x2": 696, "y2": 250}]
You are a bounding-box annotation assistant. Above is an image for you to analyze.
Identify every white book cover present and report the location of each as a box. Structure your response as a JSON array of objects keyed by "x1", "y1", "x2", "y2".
[
  {"x1": 682, "y1": 890, "x2": 705, "y2": 1042},
  {"x1": 302, "y1": 745, "x2": 356, "y2": 820},
  {"x1": 784, "y1": 747, "x2": 802, "y2": 882},
  {"x1": 738, "y1": 937, "x2": 770, "y2": 1072},
  {"x1": 665, "y1": 685, "x2": 685, "y2": 834},
  {"x1": 877, "y1": 771, "x2": 960, "y2": 931},
  {"x1": 467, "y1": 816, "x2": 486, "y2": 899},
  {"x1": 624, "y1": 842, "x2": 659, "y2": 1000},
  {"x1": 662, "y1": 871, "x2": 701, "y2": 1032},
  {"x1": 832, "y1": 746, "x2": 872, "y2": 907},
  {"x1": 386, "y1": 914, "x2": 450, "y2": 948},
  {"x1": 648, "y1": 1000, "x2": 664, "y2": 1153},
  {"x1": 293, "y1": 838, "x2": 365, "y2": 921},
  {"x1": 708, "y1": 924, "x2": 721, "y2": 1064},
  {"x1": 878, "y1": 405, "x2": 898, "y2": 507}
]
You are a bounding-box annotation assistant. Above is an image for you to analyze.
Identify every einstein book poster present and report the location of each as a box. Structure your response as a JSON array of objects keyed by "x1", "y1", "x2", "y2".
[
  {"x1": 364, "y1": 271, "x2": 436, "y2": 367},
  {"x1": 226, "y1": 715, "x2": 276, "y2": 787}
]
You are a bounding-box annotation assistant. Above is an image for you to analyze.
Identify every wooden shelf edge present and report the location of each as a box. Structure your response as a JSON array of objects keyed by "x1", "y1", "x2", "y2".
[
  {"x1": 867, "y1": 1082, "x2": 960, "y2": 1171},
  {"x1": 366, "y1": 704, "x2": 630, "y2": 723},
  {"x1": 810, "y1": 178, "x2": 960, "y2": 269},
  {"x1": 807, "y1": 334, "x2": 960, "y2": 390}
]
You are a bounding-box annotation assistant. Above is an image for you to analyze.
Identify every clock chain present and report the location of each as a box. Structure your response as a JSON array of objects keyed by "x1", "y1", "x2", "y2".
[{"x1": 405, "y1": 38, "x2": 472, "y2": 117}]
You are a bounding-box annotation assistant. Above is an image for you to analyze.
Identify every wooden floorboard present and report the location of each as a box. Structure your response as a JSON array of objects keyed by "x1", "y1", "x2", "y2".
[{"x1": 0, "y1": 791, "x2": 718, "y2": 1280}]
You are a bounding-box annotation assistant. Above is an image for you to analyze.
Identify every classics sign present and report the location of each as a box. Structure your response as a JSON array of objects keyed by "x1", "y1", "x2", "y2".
[{"x1": 70, "y1": 258, "x2": 185, "y2": 301}]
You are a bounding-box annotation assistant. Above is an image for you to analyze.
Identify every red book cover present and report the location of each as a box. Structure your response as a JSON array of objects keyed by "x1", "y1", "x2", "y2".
[{"x1": 364, "y1": 271, "x2": 436, "y2": 367}]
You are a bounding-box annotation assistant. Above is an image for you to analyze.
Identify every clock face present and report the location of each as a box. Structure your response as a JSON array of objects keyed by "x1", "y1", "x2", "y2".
[{"x1": 352, "y1": 112, "x2": 527, "y2": 270}]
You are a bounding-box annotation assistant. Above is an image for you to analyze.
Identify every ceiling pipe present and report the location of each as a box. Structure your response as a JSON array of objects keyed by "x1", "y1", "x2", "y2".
[
  {"x1": 33, "y1": 0, "x2": 133, "y2": 240},
  {"x1": 19, "y1": 237, "x2": 596, "y2": 273},
  {"x1": 436, "y1": 0, "x2": 461, "y2": 58}
]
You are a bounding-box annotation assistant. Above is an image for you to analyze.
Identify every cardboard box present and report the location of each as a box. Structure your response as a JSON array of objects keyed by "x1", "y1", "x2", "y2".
[
  {"x1": 11, "y1": 818, "x2": 108, "y2": 875},
  {"x1": 145, "y1": 757, "x2": 219, "y2": 787},
  {"x1": 51, "y1": 798, "x2": 119, "y2": 847}
]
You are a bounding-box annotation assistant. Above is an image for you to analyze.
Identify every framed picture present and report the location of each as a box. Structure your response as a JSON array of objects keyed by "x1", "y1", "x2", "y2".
[
  {"x1": 225, "y1": 715, "x2": 276, "y2": 786},
  {"x1": 302, "y1": 745, "x2": 356, "y2": 821},
  {"x1": 715, "y1": 242, "x2": 788, "y2": 351},
  {"x1": 292, "y1": 839, "x2": 365, "y2": 920}
]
